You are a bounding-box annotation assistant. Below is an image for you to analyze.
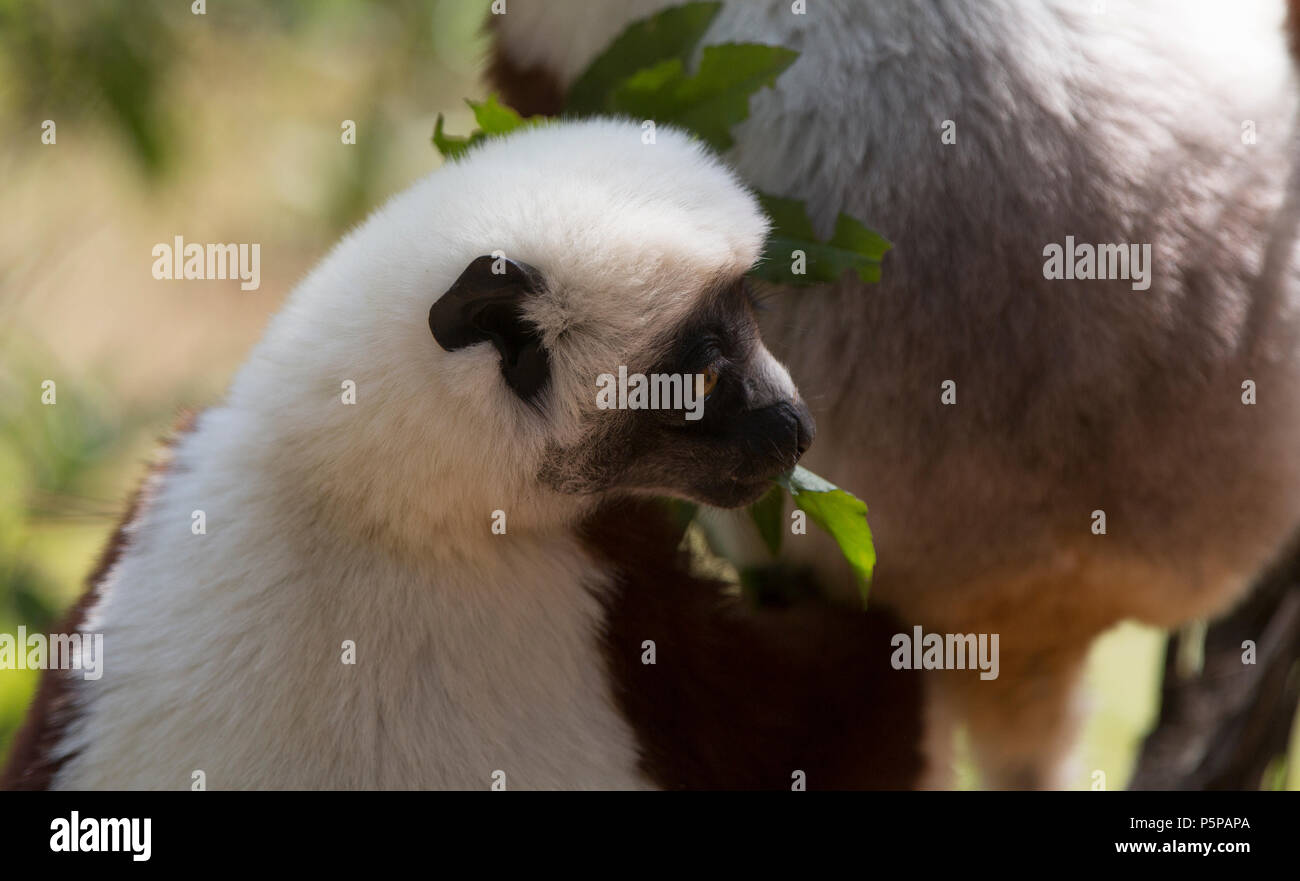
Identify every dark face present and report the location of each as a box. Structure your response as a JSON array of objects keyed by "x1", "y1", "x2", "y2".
[{"x1": 539, "y1": 279, "x2": 815, "y2": 508}]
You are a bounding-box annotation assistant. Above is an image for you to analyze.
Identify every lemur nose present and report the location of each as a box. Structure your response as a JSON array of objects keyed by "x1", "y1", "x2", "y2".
[
  {"x1": 747, "y1": 400, "x2": 816, "y2": 466},
  {"x1": 791, "y1": 399, "x2": 816, "y2": 457}
]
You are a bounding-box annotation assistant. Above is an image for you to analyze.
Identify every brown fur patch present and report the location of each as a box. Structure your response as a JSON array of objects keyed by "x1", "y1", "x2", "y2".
[
  {"x1": 585, "y1": 498, "x2": 925, "y2": 790},
  {"x1": 484, "y1": 16, "x2": 565, "y2": 117},
  {"x1": 1289, "y1": 0, "x2": 1300, "y2": 58},
  {"x1": 0, "y1": 412, "x2": 197, "y2": 791}
]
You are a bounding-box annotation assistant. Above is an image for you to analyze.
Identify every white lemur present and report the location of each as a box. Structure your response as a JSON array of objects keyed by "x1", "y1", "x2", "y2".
[
  {"x1": 2, "y1": 120, "x2": 922, "y2": 790},
  {"x1": 490, "y1": 0, "x2": 1300, "y2": 788}
]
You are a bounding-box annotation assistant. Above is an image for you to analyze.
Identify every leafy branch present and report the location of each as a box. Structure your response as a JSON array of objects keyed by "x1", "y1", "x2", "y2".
[{"x1": 433, "y1": 1, "x2": 889, "y2": 288}]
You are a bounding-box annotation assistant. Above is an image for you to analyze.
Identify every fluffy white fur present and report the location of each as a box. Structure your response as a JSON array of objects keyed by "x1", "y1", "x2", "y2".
[
  {"x1": 50, "y1": 120, "x2": 773, "y2": 789},
  {"x1": 495, "y1": 0, "x2": 1300, "y2": 788}
]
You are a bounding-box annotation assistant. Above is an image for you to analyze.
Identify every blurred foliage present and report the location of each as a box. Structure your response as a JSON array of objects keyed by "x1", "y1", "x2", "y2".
[
  {"x1": 0, "y1": 0, "x2": 489, "y2": 215},
  {"x1": 0, "y1": 345, "x2": 155, "y2": 755},
  {"x1": 0, "y1": 0, "x2": 179, "y2": 175},
  {"x1": 747, "y1": 485, "x2": 784, "y2": 556}
]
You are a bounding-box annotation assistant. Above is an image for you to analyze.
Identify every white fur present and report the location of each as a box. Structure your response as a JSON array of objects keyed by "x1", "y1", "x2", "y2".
[{"x1": 50, "y1": 120, "x2": 768, "y2": 790}]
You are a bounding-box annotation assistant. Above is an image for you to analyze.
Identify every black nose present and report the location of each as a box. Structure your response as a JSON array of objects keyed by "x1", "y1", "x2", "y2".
[
  {"x1": 792, "y1": 398, "x2": 815, "y2": 457},
  {"x1": 752, "y1": 400, "x2": 815, "y2": 463}
]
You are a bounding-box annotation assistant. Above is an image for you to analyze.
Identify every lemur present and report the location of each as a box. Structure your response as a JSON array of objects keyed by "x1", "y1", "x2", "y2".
[
  {"x1": 490, "y1": 0, "x2": 1300, "y2": 788},
  {"x1": 2, "y1": 120, "x2": 922, "y2": 790}
]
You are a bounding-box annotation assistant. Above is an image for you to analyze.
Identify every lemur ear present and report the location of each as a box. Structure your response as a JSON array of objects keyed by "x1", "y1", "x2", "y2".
[{"x1": 429, "y1": 255, "x2": 550, "y2": 401}]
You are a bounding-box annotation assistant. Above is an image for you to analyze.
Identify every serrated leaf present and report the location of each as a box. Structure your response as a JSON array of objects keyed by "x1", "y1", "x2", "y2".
[
  {"x1": 752, "y1": 193, "x2": 891, "y2": 286},
  {"x1": 468, "y1": 95, "x2": 526, "y2": 136},
  {"x1": 777, "y1": 465, "x2": 875, "y2": 606},
  {"x1": 567, "y1": 1, "x2": 723, "y2": 115},
  {"x1": 748, "y1": 484, "x2": 785, "y2": 556},
  {"x1": 431, "y1": 112, "x2": 474, "y2": 160},
  {"x1": 432, "y1": 96, "x2": 534, "y2": 162},
  {"x1": 608, "y1": 43, "x2": 797, "y2": 152}
]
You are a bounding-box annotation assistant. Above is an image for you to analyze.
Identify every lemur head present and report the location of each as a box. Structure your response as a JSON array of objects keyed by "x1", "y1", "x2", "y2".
[
  {"x1": 240, "y1": 120, "x2": 810, "y2": 539},
  {"x1": 424, "y1": 121, "x2": 813, "y2": 511}
]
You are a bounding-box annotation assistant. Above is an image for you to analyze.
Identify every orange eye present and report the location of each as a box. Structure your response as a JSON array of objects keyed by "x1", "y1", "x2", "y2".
[{"x1": 698, "y1": 366, "x2": 720, "y2": 398}]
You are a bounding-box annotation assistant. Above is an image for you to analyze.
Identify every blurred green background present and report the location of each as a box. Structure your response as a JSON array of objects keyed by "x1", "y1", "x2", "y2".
[
  {"x1": 0, "y1": 0, "x2": 490, "y2": 760},
  {"x1": 0, "y1": 0, "x2": 1294, "y2": 790}
]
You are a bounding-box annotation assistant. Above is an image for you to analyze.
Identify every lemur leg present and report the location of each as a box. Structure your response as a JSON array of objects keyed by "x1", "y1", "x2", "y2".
[
  {"x1": 890, "y1": 559, "x2": 1113, "y2": 791},
  {"x1": 943, "y1": 641, "x2": 1091, "y2": 790},
  {"x1": 929, "y1": 553, "x2": 1261, "y2": 789}
]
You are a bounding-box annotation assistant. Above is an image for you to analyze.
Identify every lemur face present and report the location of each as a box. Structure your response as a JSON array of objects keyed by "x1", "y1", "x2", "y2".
[
  {"x1": 541, "y1": 273, "x2": 814, "y2": 508},
  {"x1": 429, "y1": 255, "x2": 813, "y2": 510}
]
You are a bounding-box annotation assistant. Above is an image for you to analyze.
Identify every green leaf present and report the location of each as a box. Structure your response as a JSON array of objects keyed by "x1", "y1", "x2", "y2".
[
  {"x1": 752, "y1": 193, "x2": 891, "y2": 286},
  {"x1": 432, "y1": 112, "x2": 473, "y2": 160},
  {"x1": 777, "y1": 465, "x2": 876, "y2": 606},
  {"x1": 748, "y1": 484, "x2": 785, "y2": 556},
  {"x1": 566, "y1": 1, "x2": 723, "y2": 114},
  {"x1": 432, "y1": 95, "x2": 532, "y2": 161},
  {"x1": 607, "y1": 43, "x2": 797, "y2": 152},
  {"x1": 660, "y1": 497, "x2": 700, "y2": 546},
  {"x1": 468, "y1": 94, "x2": 526, "y2": 136}
]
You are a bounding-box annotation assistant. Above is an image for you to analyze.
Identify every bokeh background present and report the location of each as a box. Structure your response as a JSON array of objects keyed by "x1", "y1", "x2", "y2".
[{"x1": 0, "y1": 0, "x2": 1295, "y2": 789}]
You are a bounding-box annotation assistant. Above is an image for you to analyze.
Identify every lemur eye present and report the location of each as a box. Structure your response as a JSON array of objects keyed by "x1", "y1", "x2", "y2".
[
  {"x1": 698, "y1": 365, "x2": 720, "y2": 398},
  {"x1": 697, "y1": 334, "x2": 725, "y2": 362}
]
